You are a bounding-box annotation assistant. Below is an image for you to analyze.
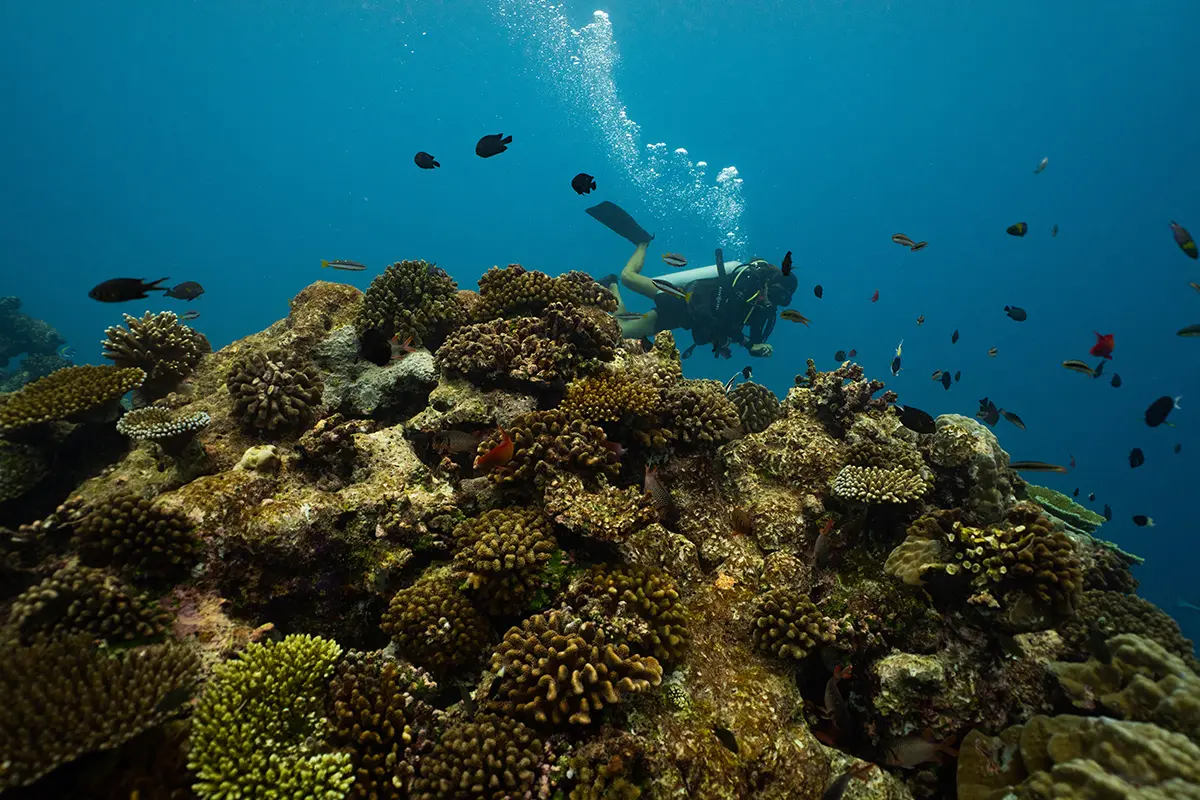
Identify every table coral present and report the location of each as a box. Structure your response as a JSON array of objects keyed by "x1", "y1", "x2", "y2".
[
  {"x1": 1021, "y1": 482, "x2": 1106, "y2": 535},
  {"x1": 354, "y1": 259, "x2": 463, "y2": 347},
  {"x1": 408, "y1": 713, "x2": 544, "y2": 800},
  {"x1": 102, "y1": 311, "x2": 210, "y2": 400},
  {"x1": 116, "y1": 405, "x2": 211, "y2": 442},
  {"x1": 0, "y1": 364, "x2": 145, "y2": 430},
  {"x1": 226, "y1": 349, "x2": 323, "y2": 433},
  {"x1": 189, "y1": 633, "x2": 353, "y2": 800}
]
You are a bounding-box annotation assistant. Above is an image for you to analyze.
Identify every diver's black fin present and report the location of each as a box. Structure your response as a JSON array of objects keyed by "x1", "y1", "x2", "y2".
[{"x1": 586, "y1": 201, "x2": 654, "y2": 246}]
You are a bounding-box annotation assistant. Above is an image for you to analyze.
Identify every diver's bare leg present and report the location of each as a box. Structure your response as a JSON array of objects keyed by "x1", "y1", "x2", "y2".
[
  {"x1": 620, "y1": 243, "x2": 659, "y2": 300},
  {"x1": 619, "y1": 309, "x2": 660, "y2": 339},
  {"x1": 605, "y1": 279, "x2": 629, "y2": 315}
]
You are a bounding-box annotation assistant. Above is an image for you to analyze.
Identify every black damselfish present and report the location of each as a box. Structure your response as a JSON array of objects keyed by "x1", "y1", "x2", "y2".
[
  {"x1": 571, "y1": 173, "x2": 596, "y2": 194},
  {"x1": 476, "y1": 133, "x2": 512, "y2": 158},
  {"x1": 89, "y1": 277, "x2": 169, "y2": 303}
]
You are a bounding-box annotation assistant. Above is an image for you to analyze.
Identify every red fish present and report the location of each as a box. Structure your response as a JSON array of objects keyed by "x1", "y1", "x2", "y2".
[
  {"x1": 1171, "y1": 220, "x2": 1198, "y2": 259},
  {"x1": 1089, "y1": 332, "x2": 1114, "y2": 359},
  {"x1": 870, "y1": 289, "x2": 879, "y2": 303},
  {"x1": 473, "y1": 429, "x2": 514, "y2": 470}
]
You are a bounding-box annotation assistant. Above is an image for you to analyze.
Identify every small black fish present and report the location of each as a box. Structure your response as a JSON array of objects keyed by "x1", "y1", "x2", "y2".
[
  {"x1": 1175, "y1": 443, "x2": 1183, "y2": 454},
  {"x1": 89, "y1": 277, "x2": 169, "y2": 303},
  {"x1": 814, "y1": 284, "x2": 823, "y2": 298},
  {"x1": 781, "y1": 250, "x2": 793, "y2": 276},
  {"x1": 154, "y1": 684, "x2": 196, "y2": 714},
  {"x1": 1103, "y1": 503, "x2": 1112, "y2": 521},
  {"x1": 742, "y1": 366, "x2": 753, "y2": 380},
  {"x1": 821, "y1": 763, "x2": 875, "y2": 800},
  {"x1": 896, "y1": 404, "x2": 936, "y2": 435},
  {"x1": 834, "y1": 350, "x2": 847, "y2": 361},
  {"x1": 414, "y1": 151, "x2": 440, "y2": 169},
  {"x1": 475, "y1": 133, "x2": 512, "y2": 158},
  {"x1": 976, "y1": 397, "x2": 1000, "y2": 427},
  {"x1": 1092, "y1": 360, "x2": 1105, "y2": 378},
  {"x1": 1111, "y1": 374, "x2": 1122, "y2": 388},
  {"x1": 1145, "y1": 395, "x2": 1181, "y2": 427},
  {"x1": 1089, "y1": 492, "x2": 1096, "y2": 501},
  {"x1": 1129, "y1": 447, "x2": 1145, "y2": 468},
  {"x1": 571, "y1": 172, "x2": 596, "y2": 194},
  {"x1": 1007, "y1": 222, "x2": 1028, "y2": 237},
  {"x1": 1088, "y1": 624, "x2": 1113, "y2": 665},
  {"x1": 891, "y1": 355, "x2": 902, "y2": 375},
  {"x1": 941, "y1": 371, "x2": 952, "y2": 390},
  {"x1": 1004, "y1": 305, "x2": 1027, "y2": 321},
  {"x1": 358, "y1": 328, "x2": 392, "y2": 367},
  {"x1": 954, "y1": 370, "x2": 961, "y2": 382},
  {"x1": 951, "y1": 329, "x2": 959, "y2": 344},
  {"x1": 164, "y1": 280, "x2": 204, "y2": 301},
  {"x1": 179, "y1": 310, "x2": 201, "y2": 321},
  {"x1": 681, "y1": 343, "x2": 697, "y2": 359},
  {"x1": 1073, "y1": 488, "x2": 1079, "y2": 497},
  {"x1": 713, "y1": 726, "x2": 739, "y2": 754},
  {"x1": 1132, "y1": 514, "x2": 1154, "y2": 527}
]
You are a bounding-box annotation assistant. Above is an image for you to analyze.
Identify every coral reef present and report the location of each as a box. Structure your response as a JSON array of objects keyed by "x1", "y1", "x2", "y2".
[
  {"x1": 409, "y1": 713, "x2": 543, "y2": 799},
  {"x1": 832, "y1": 464, "x2": 929, "y2": 504},
  {"x1": 477, "y1": 408, "x2": 618, "y2": 490},
  {"x1": 380, "y1": 573, "x2": 493, "y2": 673},
  {"x1": 226, "y1": 349, "x2": 324, "y2": 432},
  {"x1": 71, "y1": 491, "x2": 198, "y2": 584},
  {"x1": 488, "y1": 610, "x2": 663, "y2": 725},
  {"x1": 188, "y1": 634, "x2": 353, "y2": 800},
  {"x1": 928, "y1": 414, "x2": 1016, "y2": 524},
  {"x1": 727, "y1": 380, "x2": 782, "y2": 433},
  {"x1": 355, "y1": 259, "x2": 464, "y2": 347},
  {"x1": 0, "y1": 365, "x2": 144, "y2": 430},
  {"x1": 544, "y1": 472, "x2": 659, "y2": 542},
  {"x1": 792, "y1": 359, "x2": 895, "y2": 437},
  {"x1": 452, "y1": 506, "x2": 557, "y2": 614},
  {"x1": 0, "y1": 295, "x2": 65, "y2": 364},
  {"x1": 0, "y1": 634, "x2": 199, "y2": 791},
  {"x1": 571, "y1": 563, "x2": 690, "y2": 665},
  {"x1": 0, "y1": 438, "x2": 49, "y2": 503},
  {"x1": 1061, "y1": 589, "x2": 1199, "y2": 671},
  {"x1": 752, "y1": 587, "x2": 836, "y2": 660},
  {"x1": 102, "y1": 311, "x2": 210, "y2": 400},
  {"x1": 116, "y1": 405, "x2": 211, "y2": 442},
  {"x1": 471, "y1": 263, "x2": 617, "y2": 320},
  {"x1": 661, "y1": 379, "x2": 742, "y2": 448}
]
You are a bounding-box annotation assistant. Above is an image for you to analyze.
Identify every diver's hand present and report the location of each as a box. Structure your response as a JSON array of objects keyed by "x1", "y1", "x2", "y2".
[{"x1": 749, "y1": 343, "x2": 773, "y2": 357}]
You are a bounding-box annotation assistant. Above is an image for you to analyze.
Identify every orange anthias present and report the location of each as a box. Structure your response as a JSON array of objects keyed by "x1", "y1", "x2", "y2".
[
  {"x1": 474, "y1": 429, "x2": 514, "y2": 470},
  {"x1": 1089, "y1": 332, "x2": 1115, "y2": 359}
]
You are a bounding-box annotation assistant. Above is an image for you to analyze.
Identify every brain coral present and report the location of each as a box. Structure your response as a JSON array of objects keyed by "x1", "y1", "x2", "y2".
[
  {"x1": 0, "y1": 365, "x2": 145, "y2": 431},
  {"x1": 102, "y1": 311, "x2": 210, "y2": 399},
  {"x1": 0, "y1": 634, "x2": 199, "y2": 791},
  {"x1": 451, "y1": 506, "x2": 557, "y2": 614},
  {"x1": 189, "y1": 634, "x2": 353, "y2": 800},
  {"x1": 355, "y1": 259, "x2": 463, "y2": 347},
  {"x1": 226, "y1": 349, "x2": 323, "y2": 432},
  {"x1": 380, "y1": 574, "x2": 492, "y2": 673},
  {"x1": 70, "y1": 491, "x2": 198, "y2": 584},
  {"x1": 751, "y1": 587, "x2": 835, "y2": 660},
  {"x1": 409, "y1": 713, "x2": 544, "y2": 800},
  {"x1": 727, "y1": 381, "x2": 782, "y2": 433},
  {"x1": 488, "y1": 610, "x2": 663, "y2": 726},
  {"x1": 832, "y1": 464, "x2": 929, "y2": 504}
]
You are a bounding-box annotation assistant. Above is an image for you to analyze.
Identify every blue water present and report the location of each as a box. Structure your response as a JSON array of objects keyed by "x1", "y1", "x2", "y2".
[{"x1": 2, "y1": 1, "x2": 1198, "y2": 640}]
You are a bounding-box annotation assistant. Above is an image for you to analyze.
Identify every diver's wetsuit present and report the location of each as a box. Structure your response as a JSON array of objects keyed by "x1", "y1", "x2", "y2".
[{"x1": 654, "y1": 260, "x2": 798, "y2": 356}]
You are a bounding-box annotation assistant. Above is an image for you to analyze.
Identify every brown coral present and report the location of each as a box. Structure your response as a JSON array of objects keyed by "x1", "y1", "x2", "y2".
[
  {"x1": 560, "y1": 372, "x2": 664, "y2": 425},
  {"x1": 792, "y1": 359, "x2": 896, "y2": 438},
  {"x1": 1061, "y1": 590, "x2": 1199, "y2": 672},
  {"x1": 380, "y1": 574, "x2": 492, "y2": 674},
  {"x1": 571, "y1": 564, "x2": 690, "y2": 665},
  {"x1": 354, "y1": 259, "x2": 463, "y2": 348},
  {"x1": 488, "y1": 610, "x2": 663, "y2": 726},
  {"x1": 226, "y1": 349, "x2": 323, "y2": 432},
  {"x1": 70, "y1": 491, "x2": 198, "y2": 585},
  {"x1": 451, "y1": 506, "x2": 557, "y2": 614},
  {"x1": 409, "y1": 713, "x2": 543, "y2": 800},
  {"x1": 751, "y1": 587, "x2": 835, "y2": 660},
  {"x1": 832, "y1": 464, "x2": 929, "y2": 504},
  {"x1": 661, "y1": 379, "x2": 742, "y2": 448},
  {"x1": 472, "y1": 263, "x2": 616, "y2": 321},
  {"x1": 544, "y1": 473, "x2": 658, "y2": 542},
  {"x1": 477, "y1": 408, "x2": 619, "y2": 489},
  {"x1": 102, "y1": 311, "x2": 210, "y2": 399},
  {"x1": 727, "y1": 381, "x2": 782, "y2": 433},
  {"x1": 0, "y1": 365, "x2": 145, "y2": 431}
]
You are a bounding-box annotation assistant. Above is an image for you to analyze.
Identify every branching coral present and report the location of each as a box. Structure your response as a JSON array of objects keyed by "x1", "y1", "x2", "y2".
[
  {"x1": 488, "y1": 610, "x2": 663, "y2": 726},
  {"x1": 727, "y1": 381, "x2": 782, "y2": 433},
  {"x1": 326, "y1": 651, "x2": 440, "y2": 800},
  {"x1": 116, "y1": 405, "x2": 211, "y2": 442},
  {"x1": 0, "y1": 439, "x2": 49, "y2": 503},
  {"x1": 451, "y1": 506, "x2": 556, "y2": 614},
  {"x1": 189, "y1": 634, "x2": 353, "y2": 800},
  {"x1": 570, "y1": 564, "x2": 690, "y2": 665},
  {"x1": 355, "y1": 259, "x2": 463, "y2": 347},
  {"x1": 102, "y1": 311, "x2": 210, "y2": 399},
  {"x1": 832, "y1": 464, "x2": 929, "y2": 504},
  {"x1": 7, "y1": 563, "x2": 171, "y2": 644},
  {"x1": 792, "y1": 359, "x2": 895, "y2": 437},
  {"x1": 0, "y1": 634, "x2": 200, "y2": 791},
  {"x1": 380, "y1": 574, "x2": 492, "y2": 673},
  {"x1": 560, "y1": 371, "x2": 664, "y2": 426},
  {"x1": 661, "y1": 380, "x2": 742, "y2": 448},
  {"x1": 477, "y1": 409, "x2": 618, "y2": 489},
  {"x1": 226, "y1": 349, "x2": 323, "y2": 432},
  {"x1": 0, "y1": 365, "x2": 145, "y2": 430},
  {"x1": 70, "y1": 491, "x2": 198, "y2": 584},
  {"x1": 751, "y1": 588, "x2": 836, "y2": 660},
  {"x1": 409, "y1": 713, "x2": 543, "y2": 800},
  {"x1": 436, "y1": 316, "x2": 577, "y2": 385},
  {"x1": 472, "y1": 264, "x2": 616, "y2": 321}
]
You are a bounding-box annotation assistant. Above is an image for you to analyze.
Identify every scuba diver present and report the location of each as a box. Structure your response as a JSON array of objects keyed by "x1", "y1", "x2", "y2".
[{"x1": 587, "y1": 201, "x2": 797, "y2": 358}]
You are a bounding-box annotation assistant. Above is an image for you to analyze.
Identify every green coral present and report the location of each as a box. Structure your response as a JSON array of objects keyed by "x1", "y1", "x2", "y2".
[
  {"x1": 451, "y1": 506, "x2": 556, "y2": 614},
  {"x1": 0, "y1": 365, "x2": 145, "y2": 430},
  {"x1": 751, "y1": 588, "x2": 835, "y2": 660},
  {"x1": 70, "y1": 491, "x2": 198, "y2": 584},
  {"x1": 380, "y1": 574, "x2": 492, "y2": 673},
  {"x1": 0, "y1": 634, "x2": 199, "y2": 791},
  {"x1": 116, "y1": 405, "x2": 211, "y2": 441},
  {"x1": 409, "y1": 713, "x2": 543, "y2": 800},
  {"x1": 488, "y1": 609, "x2": 663, "y2": 726},
  {"x1": 102, "y1": 311, "x2": 210, "y2": 399},
  {"x1": 355, "y1": 259, "x2": 463, "y2": 347},
  {"x1": 727, "y1": 381, "x2": 782, "y2": 434},
  {"x1": 226, "y1": 349, "x2": 324, "y2": 433},
  {"x1": 571, "y1": 564, "x2": 690, "y2": 665},
  {"x1": 1022, "y1": 482, "x2": 1106, "y2": 534},
  {"x1": 189, "y1": 634, "x2": 353, "y2": 800},
  {"x1": 7, "y1": 563, "x2": 171, "y2": 644}
]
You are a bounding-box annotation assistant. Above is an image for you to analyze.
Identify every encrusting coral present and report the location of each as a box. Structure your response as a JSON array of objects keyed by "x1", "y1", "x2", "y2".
[
  {"x1": 6, "y1": 562, "x2": 171, "y2": 644},
  {"x1": 488, "y1": 609, "x2": 663, "y2": 726},
  {"x1": 226, "y1": 349, "x2": 324, "y2": 432},
  {"x1": 188, "y1": 633, "x2": 354, "y2": 800},
  {"x1": 380, "y1": 573, "x2": 493, "y2": 673},
  {"x1": 70, "y1": 491, "x2": 198, "y2": 584},
  {"x1": 409, "y1": 713, "x2": 544, "y2": 800},
  {"x1": 751, "y1": 587, "x2": 836, "y2": 660},
  {"x1": 116, "y1": 405, "x2": 211, "y2": 442},
  {"x1": 0, "y1": 633, "x2": 199, "y2": 792},
  {"x1": 832, "y1": 464, "x2": 929, "y2": 504},
  {"x1": 451, "y1": 506, "x2": 557, "y2": 614},
  {"x1": 727, "y1": 380, "x2": 782, "y2": 433},
  {"x1": 0, "y1": 364, "x2": 145, "y2": 430},
  {"x1": 355, "y1": 259, "x2": 463, "y2": 347},
  {"x1": 102, "y1": 311, "x2": 210, "y2": 399}
]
